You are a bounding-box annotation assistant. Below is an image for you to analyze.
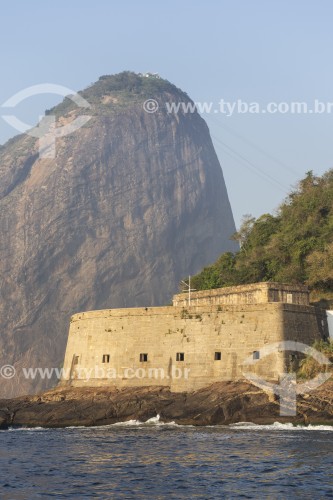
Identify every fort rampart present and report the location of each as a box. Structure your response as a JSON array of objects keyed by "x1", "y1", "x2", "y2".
[{"x1": 60, "y1": 283, "x2": 328, "y2": 392}]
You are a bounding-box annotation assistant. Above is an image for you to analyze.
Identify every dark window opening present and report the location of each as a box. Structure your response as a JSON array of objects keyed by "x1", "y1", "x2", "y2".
[
  {"x1": 102, "y1": 354, "x2": 110, "y2": 363},
  {"x1": 214, "y1": 352, "x2": 222, "y2": 361},
  {"x1": 253, "y1": 351, "x2": 260, "y2": 360},
  {"x1": 176, "y1": 352, "x2": 185, "y2": 362},
  {"x1": 140, "y1": 353, "x2": 148, "y2": 362},
  {"x1": 73, "y1": 355, "x2": 79, "y2": 365}
]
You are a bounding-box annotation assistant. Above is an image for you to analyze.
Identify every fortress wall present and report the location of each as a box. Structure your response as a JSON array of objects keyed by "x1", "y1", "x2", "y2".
[
  {"x1": 282, "y1": 304, "x2": 329, "y2": 344},
  {"x1": 172, "y1": 283, "x2": 309, "y2": 307},
  {"x1": 172, "y1": 284, "x2": 269, "y2": 307},
  {"x1": 267, "y1": 286, "x2": 309, "y2": 306},
  {"x1": 61, "y1": 303, "x2": 325, "y2": 392}
]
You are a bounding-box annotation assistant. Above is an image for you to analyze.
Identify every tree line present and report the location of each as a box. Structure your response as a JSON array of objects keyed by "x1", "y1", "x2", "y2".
[{"x1": 190, "y1": 170, "x2": 333, "y2": 305}]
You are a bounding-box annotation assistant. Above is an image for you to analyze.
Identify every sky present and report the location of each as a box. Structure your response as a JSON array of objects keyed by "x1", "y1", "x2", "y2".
[{"x1": 1, "y1": 0, "x2": 333, "y2": 226}]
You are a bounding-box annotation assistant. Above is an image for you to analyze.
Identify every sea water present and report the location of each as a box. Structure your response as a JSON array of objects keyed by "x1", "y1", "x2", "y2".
[{"x1": 1, "y1": 418, "x2": 332, "y2": 498}]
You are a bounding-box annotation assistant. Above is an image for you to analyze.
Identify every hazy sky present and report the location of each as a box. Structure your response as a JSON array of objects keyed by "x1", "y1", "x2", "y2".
[{"x1": 1, "y1": 0, "x2": 333, "y2": 226}]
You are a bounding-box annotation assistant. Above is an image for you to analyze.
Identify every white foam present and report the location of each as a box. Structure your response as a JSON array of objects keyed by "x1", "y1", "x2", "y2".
[
  {"x1": 110, "y1": 419, "x2": 143, "y2": 427},
  {"x1": 229, "y1": 421, "x2": 333, "y2": 431},
  {"x1": 110, "y1": 414, "x2": 181, "y2": 427},
  {"x1": 8, "y1": 426, "x2": 46, "y2": 432},
  {"x1": 6, "y1": 419, "x2": 332, "y2": 432}
]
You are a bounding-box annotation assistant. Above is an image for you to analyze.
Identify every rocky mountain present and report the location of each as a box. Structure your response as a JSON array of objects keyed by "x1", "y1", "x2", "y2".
[{"x1": 0, "y1": 72, "x2": 237, "y2": 397}]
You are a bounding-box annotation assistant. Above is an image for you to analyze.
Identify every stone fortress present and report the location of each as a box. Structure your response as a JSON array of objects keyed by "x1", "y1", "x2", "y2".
[{"x1": 60, "y1": 283, "x2": 329, "y2": 392}]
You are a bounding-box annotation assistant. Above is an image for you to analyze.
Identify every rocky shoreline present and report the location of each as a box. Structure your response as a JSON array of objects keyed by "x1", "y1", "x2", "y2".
[{"x1": 0, "y1": 380, "x2": 332, "y2": 430}]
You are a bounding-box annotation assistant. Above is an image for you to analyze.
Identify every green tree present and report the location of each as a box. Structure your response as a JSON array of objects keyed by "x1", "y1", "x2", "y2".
[{"x1": 188, "y1": 168, "x2": 333, "y2": 303}]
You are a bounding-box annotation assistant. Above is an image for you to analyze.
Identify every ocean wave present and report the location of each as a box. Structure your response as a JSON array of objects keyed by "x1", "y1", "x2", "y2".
[
  {"x1": 228, "y1": 422, "x2": 333, "y2": 431},
  {"x1": 8, "y1": 426, "x2": 47, "y2": 432},
  {"x1": 3, "y1": 416, "x2": 190, "y2": 432},
  {"x1": 5, "y1": 418, "x2": 333, "y2": 432},
  {"x1": 110, "y1": 414, "x2": 187, "y2": 427}
]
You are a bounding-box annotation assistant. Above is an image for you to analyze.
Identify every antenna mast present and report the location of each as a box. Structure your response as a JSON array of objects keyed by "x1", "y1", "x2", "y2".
[{"x1": 180, "y1": 275, "x2": 196, "y2": 306}]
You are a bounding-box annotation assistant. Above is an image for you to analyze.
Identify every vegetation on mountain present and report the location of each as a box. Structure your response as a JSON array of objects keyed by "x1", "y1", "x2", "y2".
[
  {"x1": 45, "y1": 71, "x2": 183, "y2": 117},
  {"x1": 190, "y1": 169, "x2": 333, "y2": 304}
]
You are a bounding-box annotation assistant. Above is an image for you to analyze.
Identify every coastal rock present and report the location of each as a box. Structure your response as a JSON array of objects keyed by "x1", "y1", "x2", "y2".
[{"x1": 0, "y1": 380, "x2": 332, "y2": 428}]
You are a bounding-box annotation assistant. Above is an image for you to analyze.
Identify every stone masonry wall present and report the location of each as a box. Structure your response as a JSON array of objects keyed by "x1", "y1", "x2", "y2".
[
  {"x1": 172, "y1": 283, "x2": 310, "y2": 307},
  {"x1": 60, "y1": 302, "x2": 326, "y2": 392}
]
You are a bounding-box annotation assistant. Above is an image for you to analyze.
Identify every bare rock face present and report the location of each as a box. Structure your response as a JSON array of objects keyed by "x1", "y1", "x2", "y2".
[
  {"x1": 0, "y1": 380, "x2": 332, "y2": 428},
  {"x1": 0, "y1": 72, "x2": 237, "y2": 397}
]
